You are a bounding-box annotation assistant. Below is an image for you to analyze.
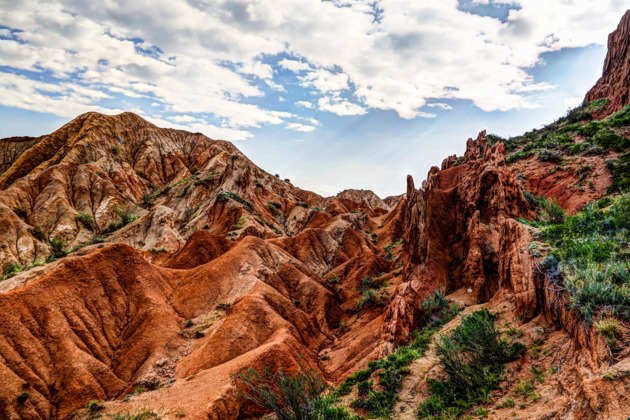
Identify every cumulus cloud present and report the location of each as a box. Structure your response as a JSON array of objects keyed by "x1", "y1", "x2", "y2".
[
  {"x1": 318, "y1": 96, "x2": 366, "y2": 116},
  {"x1": 295, "y1": 101, "x2": 313, "y2": 108},
  {"x1": 300, "y1": 69, "x2": 349, "y2": 93},
  {"x1": 286, "y1": 122, "x2": 316, "y2": 132},
  {"x1": 278, "y1": 59, "x2": 311, "y2": 72},
  {"x1": 0, "y1": 0, "x2": 627, "y2": 136},
  {"x1": 428, "y1": 103, "x2": 453, "y2": 110}
]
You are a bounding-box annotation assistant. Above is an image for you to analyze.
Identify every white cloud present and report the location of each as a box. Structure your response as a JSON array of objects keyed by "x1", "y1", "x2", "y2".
[
  {"x1": 318, "y1": 96, "x2": 366, "y2": 116},
  {"x1": 286, "y1": 122, "x2": 316, "y2": 132},
  {"x1": 300, "y1": 69, "x2": 349, "y2": 93},
  {"x1": 427, "y1": 103, "x2": 453, "y2": 110},
  {"x1": 295, "y1": 101, "x2": 313, "y2": 108},
  {"x1": 0, "y1": 0, "x2": 627, "y2": 129},
  {"x1": 278, "y1": 59, "x2": 311, "y2": 72}
]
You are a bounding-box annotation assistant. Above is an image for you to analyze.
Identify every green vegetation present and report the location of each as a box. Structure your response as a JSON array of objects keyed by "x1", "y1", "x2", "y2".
[
  {"x1": 525, "y1": 194, "x2": 566, "y2": 224},
  {"x1": 30, "y1": 225, "x2": 46, "y2": 242},
  {"x1": 87, "y1": 400, "x2": 104, "y2": 412},
  {"x1": 232, "y1": 216, "x2": 245, "y2": 230},
  {"x1": 492, "y1": 100, "x2": 630, "y2": 191},
  {"x1": 142, "y1": 185, "x2": 172, "y2": 207},
  {"x1": 255, "y1": 216, "x2": 282, "y2": 234},
  {"x1": 103, "y1": 206, "x2": 139, "y2": 234},
  {"x1": 536, "y1": 195, "x2": 630, "y2": 322},
  {"x1": 339, "y1": 292, "x2": 461, "y2": 417},
  {"x1": 17, "y1": 391, "x2": 30, "y2": 403},
  {"x1": 217, "y1": 191, "x2": 254, "y2": 212},
  {"x1": 354, "y1": 276, "x2": 389, "y2": 310},
  {"x1": 76, "y1": 211, "x2": 95, "y2": 231},
  {"x1": 194, "y1": 170, "x2": 221, "y2": 187},
  {"x1": 232, "y1": 362, "x2": 360, "y2": 420},
  {"x1": 14, "y1": 204, "x2": 28, "y2": 219},
  {"x1": 49, "y1": 236, "x2": 67, "y2": 259},
  {"x1": 0, "y1": 261, "x2": 44, "y2": 282},
  {"x1": 355, "y1": 288, "x2": 389, "y2": 310},
  {"x1": 417, "y1": 308, "x2": 525, "y2": 419}
]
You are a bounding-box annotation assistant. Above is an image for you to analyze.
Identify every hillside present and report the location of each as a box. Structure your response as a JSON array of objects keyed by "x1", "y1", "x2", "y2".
[{"x1": 1, "y1": 10, "x2": 630, "y2": 420}]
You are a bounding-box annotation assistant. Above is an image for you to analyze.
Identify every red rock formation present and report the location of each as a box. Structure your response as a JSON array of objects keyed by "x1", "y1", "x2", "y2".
[
  {"x1": 585, "y1": 10, "x2": 630, "y2": 112},
  {"x1": 0, "y1": 111, "x2": 627, "y2": 419},
  {"x1": 383, "y1": 131, "x2": 535, "y2": 344}
]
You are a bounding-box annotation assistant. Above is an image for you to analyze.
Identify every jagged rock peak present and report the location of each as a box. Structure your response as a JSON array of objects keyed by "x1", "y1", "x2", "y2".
[
  {"x1": 584, "y1": 10, "x2": 630, "y2": 112},
  {"x1": 441, "y1": 130, "x2": 490, "y2": 170}
]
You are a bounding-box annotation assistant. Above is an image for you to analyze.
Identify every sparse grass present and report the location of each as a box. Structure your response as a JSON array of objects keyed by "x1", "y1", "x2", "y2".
[
  {"x1": 76, "y1": 211, "x2": 95, "y2": 231},
  {"x1": 496, "y1": 101, "x2": 630, "y2": 190},
  {"x1": 495, "y1": 398, "x2": 515, "y2": 409},
  {"x1": 142, "y1": 185, "x2": 172, "y2": 207},
  {"x1": 217, "y1": 191, "x2": 254, "y2": 212}
]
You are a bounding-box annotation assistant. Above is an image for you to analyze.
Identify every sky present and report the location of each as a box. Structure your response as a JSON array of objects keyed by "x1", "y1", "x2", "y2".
[{"x1": 0, "y1": 1, "x2": 628, "y2": 197}]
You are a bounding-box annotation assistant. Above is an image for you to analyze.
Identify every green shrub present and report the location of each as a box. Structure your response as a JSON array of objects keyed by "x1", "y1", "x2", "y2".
[
  {"x1": 232, "y1": 217, "x2": 245, "y2": 230},
  {"x1": 76, "y1": 212, "x2": 95, "y2": 231},
  {"x1": 103, "y1": 206, "x2": 138, "y2": 233},
  {"x1": 608, "y1": 104, "x2": 630, "y2": 127},
  {"x1": 355, "y1": 288, "x2": 388, "y2": 309},
  {"x1": 49, "y1": 236, "x2": 67, "y2": 259},
  {"x1": 217, "y1": 191, "x2": 254, "y2": 212},
  {"x1": 537, "y1": 148, "x2": 562, "y2": 163},
  {"x1": 232, "y1": 364, "x2": 359, "y2": 420},
  {"x1": 3, "y1": 263, "x2": 21, "y2": 277},
  {"x1": 596, "y1": 197, "x2": 613, "y2": 209},
  {"x1": 418, "y1": 309, "x2": 525, "y2": 418},
  {"x1": 609, "y1": 152, "x2": 630, "y2": 193},
  {"x1": 14, "y1": 205, "x2": 27, "y2": 219},
  {"x1": 17, "y1": 391, "x2": 29, "y2": 403},
  {"x1": 87, "y1": 400, "x2": 104, "y2": 412},
  {"x1": 577, "y1": 121, "x2": 603, "y2": 137},
  {"x1": 31, "y1": 225, "x2": 46, "y2": 242}
]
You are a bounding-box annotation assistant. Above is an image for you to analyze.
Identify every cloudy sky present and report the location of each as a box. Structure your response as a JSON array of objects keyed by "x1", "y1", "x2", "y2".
[{"x1": 0, "y1": 1, "x2": 627, "y2": 197}]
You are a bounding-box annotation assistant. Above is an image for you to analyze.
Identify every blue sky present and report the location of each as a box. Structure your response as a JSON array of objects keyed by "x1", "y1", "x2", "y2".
[{"x1": 0, "y1": 1, "x2": 627, "y2": 197}]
